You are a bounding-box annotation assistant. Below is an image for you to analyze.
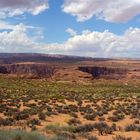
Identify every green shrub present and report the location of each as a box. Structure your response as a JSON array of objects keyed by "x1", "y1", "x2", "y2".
[
  {"x1": 112, "y1": 135, "x2": 132, "y2": 140},
  {"x1": 49, "y1": 136, "x2": 65, "y2": 140},
  {"x1": 84, "y1": 113, "x2": 96, "y2": 121},
  {"x1": 38, "y1": 112, "x2": 46, "y2": 120},
  {"x1": 45, "y1": 124, "x2": 74, "y2": 133},
  {"x1": 88, "y1": 136, "x2": 98, "y2": 140},
  {"x1": 125, "y1": 124, "x2": 137, "y2": 131},
  {"x1": 27, "y1": 118, "x2": 40, "y2": 126},
  {"x1": 73, "y1": 124, "x2": 95, "y2": 133},
  {"x1": 68, "y1": 118, "x2": 81, "y2": 126},
  {"x1": 0, "y1": 129, "x2": 47, "y2": 140}
]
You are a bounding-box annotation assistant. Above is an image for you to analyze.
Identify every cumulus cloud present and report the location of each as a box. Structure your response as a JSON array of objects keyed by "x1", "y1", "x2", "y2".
[
  {"x1": 0, "y1": 0, "x2": 49, "y2": 18},
  {"x1": 62, "y1": 0, "x2": 140, "y2": 23},
  {"x1": 66, "y1": 28, "x2": 77, "y2": 36},
  {"x1": 0, "y1": 21, "x2": 15, "y2": 30},
  {"x1": 0, "y1": 22, "x2": 140, "y2": 58},
  {"x1": 40, "y1": 28, "x2": 140, "y2": 58},
  {"x1": 0, "y1": 22, "x2": 39, "y2": 52}
]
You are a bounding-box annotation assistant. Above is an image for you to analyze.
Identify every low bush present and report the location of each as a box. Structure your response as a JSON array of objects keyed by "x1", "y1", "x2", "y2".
[
  {"x1": 112, "y1": 135, "x2": 132, "y2": 140},
  {"x1": 38, "y1": 112, "x2": 46, "y2": 120},
  {"x1": 73, "y1": 124, "x2": 95, "y2": 133},
  {"x1": 125, "y1": 124, "x2": 137, "y2": 132},
  {"x1": 134, "y1": 120, "x2": 140, "y2": 124},
  {"x1": 0, "y1": 129, "x2": 47, "y2": 140},
  {"x1": 88, "y1": 136, "x2": 98, "y2": 140},
  {"x1": 45, "y1": 124, "x2": 74, "y2": 133},
  {"x1": 68, "y1": 118, "x2": 81, "y2": 126},
  {"x1": 27, "y1": 119, "x2": 41, "y2": 127}
]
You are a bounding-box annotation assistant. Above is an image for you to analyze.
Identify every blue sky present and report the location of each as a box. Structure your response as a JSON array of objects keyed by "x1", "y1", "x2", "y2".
[{"x1": 0, "y1": 0, "x2": 140, "y2": 58}]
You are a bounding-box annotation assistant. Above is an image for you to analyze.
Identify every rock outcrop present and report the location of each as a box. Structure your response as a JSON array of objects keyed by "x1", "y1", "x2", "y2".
[
  {"x1": 0, "y1": 66, "x2": 8, "y2": 74},
  {"x1": 0, "y1": 64, "x2": 56, "y2": 78},
  {"x1": 78, "y1": 66, "x2": 128, "y2": 79}
]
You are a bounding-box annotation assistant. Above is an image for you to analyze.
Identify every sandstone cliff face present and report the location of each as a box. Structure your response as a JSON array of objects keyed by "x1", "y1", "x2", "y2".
[
  {"x1": 78, "y1": 66, "x2": 128, "y2": 79},
  {"x1": 0, "y1": 64, "x2": 56, "y2": 78}
]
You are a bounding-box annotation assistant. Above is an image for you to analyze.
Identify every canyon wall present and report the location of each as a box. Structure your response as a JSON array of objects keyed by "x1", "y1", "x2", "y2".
[
  {"x1": 78, "y1": 66, "x2": 128, "y2": 79},
  {"x1": 0, "y1": 64, "x2": 56, "y2": 78}
]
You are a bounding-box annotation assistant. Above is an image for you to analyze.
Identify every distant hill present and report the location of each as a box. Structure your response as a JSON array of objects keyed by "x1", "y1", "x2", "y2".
[{"x1": 0, "y1": 53, "x2": 94, "y2": 64}]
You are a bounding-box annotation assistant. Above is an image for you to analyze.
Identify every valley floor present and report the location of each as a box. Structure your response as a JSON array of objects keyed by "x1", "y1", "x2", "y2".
[{"x1": 0, "y1": 76, "x2": 140, "y2": 140}]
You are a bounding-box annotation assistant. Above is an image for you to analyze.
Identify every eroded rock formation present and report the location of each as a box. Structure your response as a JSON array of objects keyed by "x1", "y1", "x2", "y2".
[
  {"x1": 78, "y1": 66, "x2": 128, "y2": 79},
  {"x1": 0, "y1": 64, "x2": 56, "y2": 78}
]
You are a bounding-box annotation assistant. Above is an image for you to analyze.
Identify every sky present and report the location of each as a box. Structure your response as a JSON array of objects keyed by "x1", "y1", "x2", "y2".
[{"x1": 0, "y1": 0, "x2": 140, "y2": 58}]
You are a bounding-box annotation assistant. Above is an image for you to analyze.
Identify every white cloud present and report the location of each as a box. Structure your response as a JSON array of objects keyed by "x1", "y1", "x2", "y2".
[
  {"x1": 0, "y1": 21, "x2": 15, "y2": 30},
  {"x1": 66, "y1": 28, "x2": 77, "y2": 36},
  {"x1": 0, "y1": 0, "x2": 49, "y2": 18},
  {"x1": 0, "y1": 22, "x2": 140, "y2": 58},
  {"x1": 62, "y1": 0, "x2": 140, "y2": 23},
  {"x1": 40, "y1": 28, "x2": 140, "y2": 58},
  {"x1": 0, "y1": 20, "x2": 40, "y2": 30},
  {"x1": 0, "y1": 23, "x2": 39, "y2": 52}
]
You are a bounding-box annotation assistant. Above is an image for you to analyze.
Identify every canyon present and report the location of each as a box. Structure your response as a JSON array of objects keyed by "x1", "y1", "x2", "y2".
[{"x1": 0, "y1": 53, "x2": 139, "y2": 81}]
